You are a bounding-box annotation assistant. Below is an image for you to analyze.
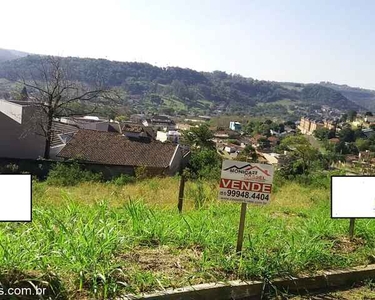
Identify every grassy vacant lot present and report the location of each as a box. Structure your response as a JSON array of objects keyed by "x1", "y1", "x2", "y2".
[{"x1": 1, "y1": 176, "x2": 375, "y2": 299}]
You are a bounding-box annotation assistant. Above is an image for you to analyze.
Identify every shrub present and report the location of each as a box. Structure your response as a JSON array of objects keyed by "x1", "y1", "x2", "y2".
[
  {"x1": 47, "y1": 162, "x2": 102, "y2": 186},
  {"x1": 188, "y1": 149, "x2": 221, "y2": 180},
  {"x1": 186, "y1": 180, "x2": 211, "y2": 209},
  {"x1": 0, "y1": 163, "x2": 19, "y2": 173},
  {"x1": 135, "y1": 166, "x2": 148, "y2": 180},
  {"x1": 112, "y1": 174, "x2": 136, "y2": 186}
]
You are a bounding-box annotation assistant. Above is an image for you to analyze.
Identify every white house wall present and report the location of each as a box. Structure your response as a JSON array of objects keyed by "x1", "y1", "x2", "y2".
[{"x1": 0, "y1": 99, "x2": 23, "y2": 124}]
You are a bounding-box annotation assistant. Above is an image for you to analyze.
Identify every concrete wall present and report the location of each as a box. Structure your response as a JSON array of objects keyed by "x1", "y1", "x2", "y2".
[
  {"x1": 0, "y1": 99, "x2": 23, "y2": 124},
  {"x1": 0, "y1": 110, "x2": 45, "y2": 159},
  {"x1": 156, "y1": 131, "x2": 168, "y2": 142}
]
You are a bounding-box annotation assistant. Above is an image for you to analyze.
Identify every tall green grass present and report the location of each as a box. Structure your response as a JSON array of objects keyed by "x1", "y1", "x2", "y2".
[{"x1": 0, "y1": 178, "x2": 374, "y2": 298}]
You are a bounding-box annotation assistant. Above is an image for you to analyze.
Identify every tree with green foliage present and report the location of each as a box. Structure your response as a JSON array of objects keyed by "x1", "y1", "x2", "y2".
[
  {"x1": 115, "y1": 115, "x2": 128, "y2": 122},
  {"x1": 340, "y1": 114, "x2": 348, "y2": 123},
  {"x1": 355, "y1": 138, "x2": 370, "y2": 151},
  {"x1": 227, "y1": 139, "x2": 240, "y2": 145},
  {"x1": 149, "y1": 94, "x2": 162, "y2": 104},
  {"x1": 280, "y1": 135, "x2": 319, "y2": 173},
  {"x1": 237, "y1": 145, "x2": 258, "y2": 162},
  {"x1": 181, "y1": 124, "x2": 215, "y2": 150},
  {"x1": 264, "y1": 119, "x2": 272, "y2": 125},
  {"x1": 188, "y1": 149, "x2": 221, "y2": 179},
  {"x1": 335, "y1": 141, "x2": 358, "y2": 155},
  {"x1": 348, "y1": 110, "x2": 357, "y2": 122},
  {"x1": 258, "y1": 137, "x2": 271, "y2": 149},
  {"x1": 322, "y1": 151, "x2": 344, "y2": 166},
  {"x1": 338, "y1": 127, "x2": 355, "y2": 143},
  {"x1": 313, "y1": 128, "x2": 335, "y2": 140}
]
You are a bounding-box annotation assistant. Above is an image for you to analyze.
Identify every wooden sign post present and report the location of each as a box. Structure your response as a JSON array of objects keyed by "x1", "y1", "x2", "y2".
[
  {"x1": 349, "y1": 218, "x2": 356, "y2": 240},
  {"x1": 178, "y1": 173, "x2": 186, "y2": 213},
  {"x1": 218, "y1": 160, "x2": 274, "y2": 254},
  {"x1": 236, "y1": 203, "x2": 247, "y2": 253}
]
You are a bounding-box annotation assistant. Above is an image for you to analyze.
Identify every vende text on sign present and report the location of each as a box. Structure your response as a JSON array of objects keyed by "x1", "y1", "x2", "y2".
[{"x1": 218, "y1": 160, "x2": 274, "y2": 204}]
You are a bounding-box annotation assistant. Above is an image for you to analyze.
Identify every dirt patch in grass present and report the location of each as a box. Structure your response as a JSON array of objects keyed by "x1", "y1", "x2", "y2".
[
  {"x1": 120, "y1": 246, "x2": 203, "y2": 278},
  {"x1": 329, "y1": 236, "x2": 365, "y2": 254}
]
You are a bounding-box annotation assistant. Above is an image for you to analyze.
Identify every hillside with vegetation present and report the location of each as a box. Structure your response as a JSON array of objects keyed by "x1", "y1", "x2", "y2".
[
  {"x1": 320, "y1": 81, "x2": 375, "y2": 111},
  {"x1": 0, "y1": 53, "x2": 363, "y2": 118},
  {"x1": 0, "y1": 48, "x2": 29, "y2": 62}
]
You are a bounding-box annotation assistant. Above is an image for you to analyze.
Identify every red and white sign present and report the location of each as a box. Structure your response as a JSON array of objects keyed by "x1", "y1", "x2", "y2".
[{"x1": 218, "y1": 160, "x2": 274, "y2": 204}]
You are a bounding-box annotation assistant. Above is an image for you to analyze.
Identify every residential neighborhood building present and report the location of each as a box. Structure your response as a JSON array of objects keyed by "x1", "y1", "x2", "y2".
[
  {"x1": 58, "y1": 129, "x2": 184, "y2": 176},
  {"x1": 267, "y1": 136, "x2": 280, "y2": 147},
  {"x1": 229, "y1": 121, "x2": 242, "y2": 131},
  {"x1": 198, "y1": 115, "x2": 211, "y2": 121},
  {"x1": 0, "y1": 99, "x2": 78, "y2": 159},
  {"x1": 323, "y1": 119, "x2": 337, "y2": 130},
  {"x1": 156, "y1": 130, "x2": 181, "y2": 143},
  {"x1": 257, "y1": 152, "x2": 286, "y2": 166},
  {"x1": 184, "y1": 116, "x2": 208, "y2": 124},
  {"x1": 142, "y1": 115, "x2": 176, "y2": 131},
  {"x1": 224, "y1": 143, "x2": 241, "y2": 154},
  {"x1": 59, "y1": 116, "x2": 119, "y2": 132},
  {"x1": 213, "y1": 131, "x2": 230, "y2": 139},
  {"x1": 365, "y1": 115, "x2": 375, "y2": 124},
  {"x1": 250, "y1": 134, "x2": 265, "y2": 148},
  {"x1": 298, "y1": 117, "x2": 336, "y2": 135},
  {"x1": 362, "y1": 128, "x2": 375, "y2": 138},
  {"x1": 0, "y1": 99, "x2": 45, "y2": 159},
  {"x1": 118, "y1": 123, "x2": 155, "y2": 139},
  {"x1": 176, "y1": 123, "x2": 194, "y2": 131}
]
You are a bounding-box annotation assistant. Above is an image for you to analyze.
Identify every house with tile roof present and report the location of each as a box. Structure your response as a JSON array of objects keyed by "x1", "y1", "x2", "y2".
[
  {"x1": 0, "y1": 99, "x2": 79, "y2": 159},
  {"x1": 57, "y1": 129, "x2": 183, "y2": 176}
]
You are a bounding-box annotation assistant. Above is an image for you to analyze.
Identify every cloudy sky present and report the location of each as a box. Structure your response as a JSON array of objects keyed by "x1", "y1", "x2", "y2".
[{"x1": 2, "y1": 0, "x2": 374, "y2": 89}]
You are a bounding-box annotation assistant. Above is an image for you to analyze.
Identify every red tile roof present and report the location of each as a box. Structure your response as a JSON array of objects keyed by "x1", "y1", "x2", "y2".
[
  {"x1": 329, "y1": 138, "x2": 340, "y2": 144},
  {"x1": 58, "y1": 129, "x2": 178, "y2": 168},
  {"x1": 267, "y1": 136, "x2": 279, "y2": 142}
]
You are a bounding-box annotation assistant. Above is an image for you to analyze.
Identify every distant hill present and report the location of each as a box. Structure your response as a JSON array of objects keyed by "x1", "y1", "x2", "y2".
[
  {"x1": 0, "y1": 51, "x2": 365, "y2": 117},
  {"x1": 0, "y1": 48, "x2": 29, "y2": 62},
  {"x1": 319, "y1": 82, "x2": 375, "y2": 111},
  {"x1": 301, "y1": 84, "x2": 361, "y2": 110}
]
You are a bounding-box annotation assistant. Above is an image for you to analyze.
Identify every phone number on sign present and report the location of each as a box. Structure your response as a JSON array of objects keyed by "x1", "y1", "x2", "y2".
[{"x1": 223, "y1": 190, "x2": 270, "y2": 201}]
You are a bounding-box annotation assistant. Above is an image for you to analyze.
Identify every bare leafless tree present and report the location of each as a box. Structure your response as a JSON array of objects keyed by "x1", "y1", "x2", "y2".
[{"x1": 15, "y1": 56, "x2": 117, "y2": 159}]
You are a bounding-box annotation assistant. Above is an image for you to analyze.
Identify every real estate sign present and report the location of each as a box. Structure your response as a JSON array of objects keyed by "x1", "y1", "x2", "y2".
[{"x1": 218, "y1": 160, "x2": 274, "y2": 204}]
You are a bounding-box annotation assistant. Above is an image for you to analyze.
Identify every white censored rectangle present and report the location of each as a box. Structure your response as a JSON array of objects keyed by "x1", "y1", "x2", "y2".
[
  {"x1": 332, "y1": 176, "x2": 375, "y2": 218},
  {"x1": 0, "y1": 174, "x2": 31, "y2": 221}
]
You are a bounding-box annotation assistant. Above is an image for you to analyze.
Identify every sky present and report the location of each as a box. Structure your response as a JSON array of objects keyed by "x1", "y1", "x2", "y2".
[{"x1": 1, "y1": 0, "x2": 375, "y2": 89}]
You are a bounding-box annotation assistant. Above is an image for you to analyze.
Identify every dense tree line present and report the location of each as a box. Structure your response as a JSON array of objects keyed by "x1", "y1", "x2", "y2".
[{"x1": 301, "y1": 84, "x2": 361, "y2": 111}]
